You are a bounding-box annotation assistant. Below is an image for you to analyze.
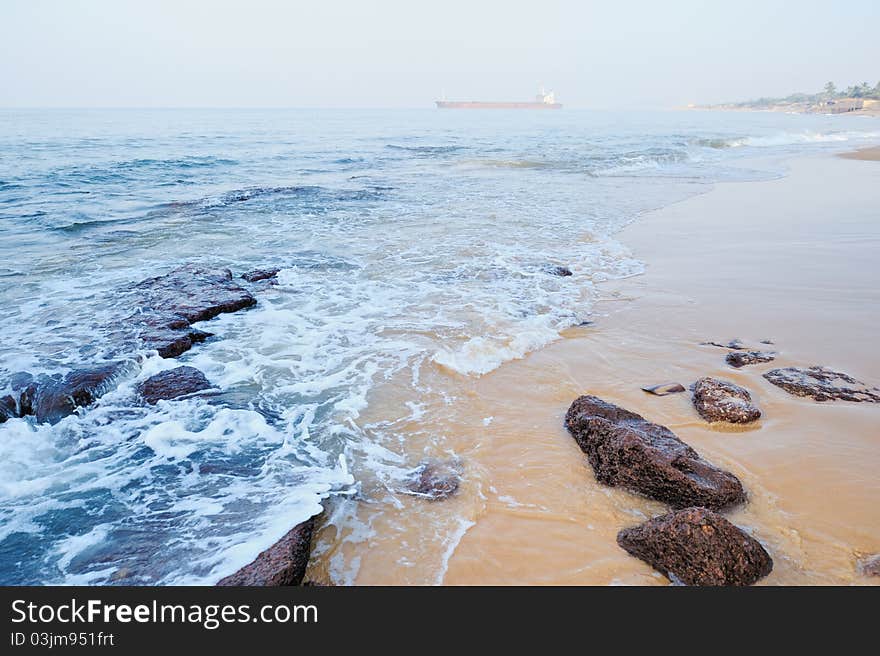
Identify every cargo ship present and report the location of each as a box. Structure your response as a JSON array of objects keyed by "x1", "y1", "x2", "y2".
[{"x1": 436, "y1": 89, "x2": 562, "y2": 110}]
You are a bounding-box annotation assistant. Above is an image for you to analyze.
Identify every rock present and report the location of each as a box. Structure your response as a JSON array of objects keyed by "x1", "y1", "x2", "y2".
[
  {"x1": 726, "y1": 350, "x2": 776, "y2": 368},
  {"x1": 641, "y1": 382, "x2": 686, "y2": 396},
  {"x1": 565, "y1": 395, "x2": 745, "y2": 510},
  {"x1": 137, "y1": 366, "x2": 213, "y2": 405},
  {"x1": 692, "y1": 377, "x2": 761, "y2": 424},
  {"x1": 128, "y1": 265, "x2": 256, "y2": 358},
  {"x1": 857, "y1": 554, "x2": 880, "y2": 577},
  {"x1": 216, "y1": 518, "x2": 314, "y2": 586},
  {"x1": 403, "y1": 458, "x2": 462, "y2": 500},
  {"x1": 543, "y1": 265, "x2": 573, "y2": 277},
  {"x1": 701, "y1": 339, "x2": 746, "y2": 350},
  {"x1": 0, "y1": 394, "x2": 16, "y2": 423},
  {"x1": 763, "y1": 366, "x2": 880, "y2": 403},
  {"x1": 130, "y1": 310, "x2": 213, "y2": 359},
  {"x1": 14, "y1": 362, "x2": 136, "y2": 425},
  {"x1": 241, "y1": 268, "x2": 280, "y2": 283},
  {"x1": 617, "y1": 507, "x2": 773, "y2": 586},
  {"x1": 760, "y1": 339, "x2": 774, "y2": 345}
]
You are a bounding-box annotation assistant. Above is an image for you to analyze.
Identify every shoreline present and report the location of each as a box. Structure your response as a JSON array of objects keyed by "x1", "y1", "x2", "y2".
[{"x1": 329, "y1": 149, "x2": 880, "y2": 585}]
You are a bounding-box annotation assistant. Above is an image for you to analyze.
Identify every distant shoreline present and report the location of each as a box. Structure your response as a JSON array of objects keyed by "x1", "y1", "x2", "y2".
[{"x1": 689, "y1": 98, "x2": 880, "y2": 117}]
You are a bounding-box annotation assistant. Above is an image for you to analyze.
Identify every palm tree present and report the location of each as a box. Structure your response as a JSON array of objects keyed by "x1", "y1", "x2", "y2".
[{"x1": 823, "y1": 81, "x2": 837, "y2": 98}]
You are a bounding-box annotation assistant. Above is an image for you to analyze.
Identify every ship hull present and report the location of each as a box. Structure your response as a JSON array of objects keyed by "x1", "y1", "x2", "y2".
[{"x1": 435, "y1": 101, "x2": 562, "y2": 110}]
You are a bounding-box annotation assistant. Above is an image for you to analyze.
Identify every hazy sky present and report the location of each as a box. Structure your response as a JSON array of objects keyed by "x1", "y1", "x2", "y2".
[{"x1": 2, "y1": 0, "x2": 878, "y2": 108}]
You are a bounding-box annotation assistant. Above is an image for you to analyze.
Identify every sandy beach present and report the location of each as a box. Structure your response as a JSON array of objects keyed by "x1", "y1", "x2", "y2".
[
  {"x1": 839, "y1": 146, "x2": 880, "y2": 161},
  {"x1": 327, "y1": 151, "x2": 880, "y2": 585}
]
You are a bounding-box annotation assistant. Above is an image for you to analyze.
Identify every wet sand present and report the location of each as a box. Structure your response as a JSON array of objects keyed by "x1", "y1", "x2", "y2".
[
  {"x1": 313, "y1": 152, "x2": 880, "y2": 585},
  {"x1": 839, "y1": 146, "x2": 880, "y2": 161}
]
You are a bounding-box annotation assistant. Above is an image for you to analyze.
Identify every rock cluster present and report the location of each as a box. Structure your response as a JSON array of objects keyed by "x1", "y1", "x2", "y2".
[
  {"x1": 726, "y1": 350, "x2": 776, "y2": 368},
  {"x1": 764, "y1": 366, "x2": 880, "y2": 403}
]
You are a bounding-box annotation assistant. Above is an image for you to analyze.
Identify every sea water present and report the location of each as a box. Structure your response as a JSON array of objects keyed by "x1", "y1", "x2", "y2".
[{"x1": 0, "y1": 108, "x2": 877, "y2": 584}]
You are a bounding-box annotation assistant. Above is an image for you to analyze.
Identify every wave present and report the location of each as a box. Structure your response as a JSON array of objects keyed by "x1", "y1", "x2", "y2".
[{"x1": 385, "y1": 144, "x2": 466, "y2": 156}]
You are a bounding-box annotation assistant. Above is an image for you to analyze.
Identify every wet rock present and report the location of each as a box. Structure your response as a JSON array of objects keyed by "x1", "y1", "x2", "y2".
[
  {"x1": 701, "y1": 339, "x2": 745, "y2": 350},
  {"x1": 763, "y1": 366, "x2": 880, "y2": 403},
  {"x1": 241, "y1": 268, "x2": 280, "y2": 283},
  {"x1": 857, "y1": 554, "x2": 880, "y2": 577},
  {"x1": 760, "y1": 339, "x2": 774, "y2": 345},
  {"x1": 0, "y1": 394, "x2": 16, "y2": 423},
  {"x1": 216, "y1": 518, "x2": 314, "y2": 586},
  {"x1": 726, "y1": 350, "x2": 776, "y2": 368},
  {"x1": 137, "y1": 366, "x2": 213, "y2": 405},
  {"x1": 617, "y1": 507, "x2": 773, "y2": 586},
  {"x1": 564, "y1": 395, "x2": 745, "y2": 510},
  {"x1": 692, "y1": 377, "x2": 761, "y2": 424},
  {"x1": 130, "y1": 310, "x2": 213, "y2": 359},
  {"x1": 543, "y1": 265, "x2": 573, "y2": 277},
  {"x1": 18, "y1": 362, "x2": 136, "y2": 425},
  {"x1": 128, "y1": 265, "x2": 256, "y2": 358},
  {"x1": 641, "y1": 382, "x2": 686, "y2": 396},
  {"x1": 403, "y1": 458, "x2": 463, "y2": 500}
]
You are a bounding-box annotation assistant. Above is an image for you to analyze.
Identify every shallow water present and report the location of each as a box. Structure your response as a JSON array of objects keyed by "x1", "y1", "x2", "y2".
[{"x1": 0, "y1": 108, "x2": 877, "y2": 585}]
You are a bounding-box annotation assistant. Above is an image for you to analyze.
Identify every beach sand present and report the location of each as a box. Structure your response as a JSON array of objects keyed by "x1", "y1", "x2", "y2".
[
  {"x1": 839, "y1": 146, "x2": 880, "y2": 161},
  {"x1": 312, "y1": 152, "x2": 880, "y2": 585}
]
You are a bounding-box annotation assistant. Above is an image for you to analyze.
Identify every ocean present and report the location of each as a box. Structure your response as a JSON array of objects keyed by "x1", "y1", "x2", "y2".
[{"x1": 0, "y1": 108, "x2": 877, "y2": 585}]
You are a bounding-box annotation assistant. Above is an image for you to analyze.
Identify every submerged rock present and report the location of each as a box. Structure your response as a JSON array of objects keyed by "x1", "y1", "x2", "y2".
[
  {"x1": 137, "y1": 366, "x2": 213, "y2": 405},
  {"x1": 763, "y1": 366, "x2": 880, "y2": 403},
  {"x1": 241, "y1": 268, "x2": 280, "y2": 283},
  {"x1": 543, "y1": 265, "x2": 573, "y2": 277},
  {"x1": 8, "y1": 362, "x2": 136, "y2": 425},
  {"x1": 403, "y1": 458, "x2": 463, "y2": 500},
  {"x1": 564, "y1": 395, "x2": 745, "y2": 510},
  {"x1": 216, "y1": 518, "x2": 315, "y2": 586},
  {"x1": 857, "y1": 554, "x2": 880, "y2": 577},
  {"x1": 128, "y1": 265, "x2": 256, "y2": 358},
  {"x1": 617, "y1": 507, "x2": 773, "y2": 586},
  {"x1": 701, "y1": 339, "x2": 746, "y2": 350},
  {"x1": 641, "y1": 382, "x2": 686, "y2": 396},
  {"x1": 726, "y1": 350, "x2": 776, "y2": 368},
  {"x1": 692, "y1": 377, "x2": 761, "y2": 424},
  {"x1": 129, "y1": 310, "x2": 213, "y2": 359}
]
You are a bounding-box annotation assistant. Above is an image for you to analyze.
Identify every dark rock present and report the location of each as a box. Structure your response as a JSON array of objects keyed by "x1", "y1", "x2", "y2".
[
  {"x1": 760, "y1": 339, "x2": 774, "y2": 345},
  {"x1": 692, "y1": 377, "x2": 761, "y2": 424},
  {"x1": 128, "y1": 265, "x2": 256, "y2": 358},
  {"x1": 726, "y1": 350, "x2": 776, "y2": 368},
  {"x1": 763, "y1": 366, "x2": 880, "y2": 403},
  {"x1": 241, "y1": 268, "x2": 280, "y2": 283},
  {"x1": 641, "y1": 382, "x2": 686, "y2": 396},
  {"x1": 564, "y1": 395, "x2": 745, "y2": 510},
  {"x1": 0, "y1": 394, "x2": 16, "y2": 423},
  {"x1": 857, "y1": 554, "x2": 880, "y2": 577},
  {"x1": 21, "y1": 362, "x2": 136, "y2": 425},
  {"x1": 617, "y1": 507, "x2": 773, "y2": 586},
  {"x1": 216, "y1": 518, "x2": 314, "y2": 586},
  {"x1": 130, "y1": 309, "x2": 213, "y2": 359},
  {"x1": 701, "y1": 339, "x2": 745, "y2": 350},
  {"x1": 137, "y1": 366, "x2": 213, "y2": 405},
  {"x1": 543, "y1": 265, "x2": 573, "y2": 277},
  {"x1": 403, "y1": 458, "x2": 463, "y2": 500}
]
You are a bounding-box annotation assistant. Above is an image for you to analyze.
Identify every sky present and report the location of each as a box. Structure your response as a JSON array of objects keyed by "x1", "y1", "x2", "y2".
[{"x1": 1, "y1": 0, "x2": 878, "y2": 109}]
